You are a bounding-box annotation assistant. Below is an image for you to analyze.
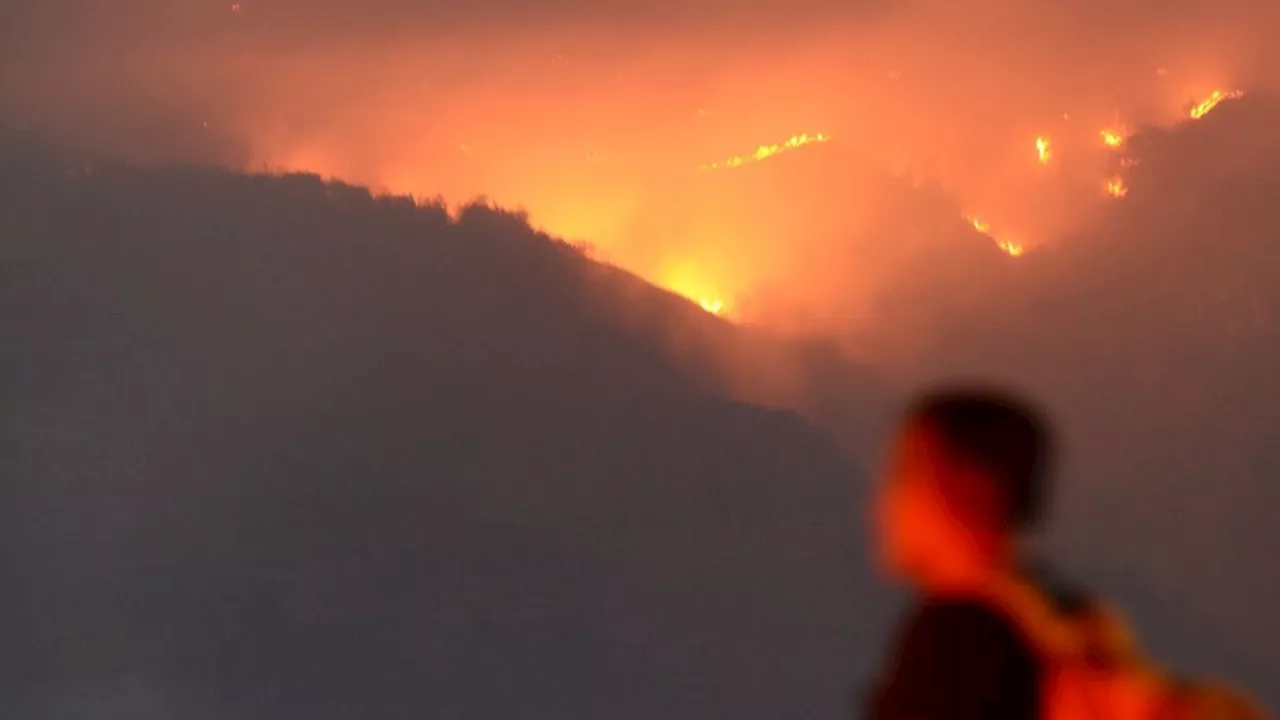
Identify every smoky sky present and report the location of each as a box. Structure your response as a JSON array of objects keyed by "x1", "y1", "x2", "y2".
[
  {"x1": 4, "y1": 0, "x2": 1276, "y2": 151},
  {"x1": 2, "y1": 0, "x2": 1280, "y2": 711},
  {"x1": 3, "y1": 95, "x2": 1279, "y2": 712}
]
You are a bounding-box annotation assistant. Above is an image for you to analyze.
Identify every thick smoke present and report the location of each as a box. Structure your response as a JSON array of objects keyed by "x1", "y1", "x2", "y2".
[
  {"x1": 3, "y1": 0, "x2": 1280, "y2": 709},
  {"x1": 0, "y1": 146, "x2": 891, "y2": 718},
  {"x1": 865, "y1": 93, "x2": 1280, "y2": 696},
  {"x1": 2, "y1": 0, "x2": 1278, "y2": 326}
]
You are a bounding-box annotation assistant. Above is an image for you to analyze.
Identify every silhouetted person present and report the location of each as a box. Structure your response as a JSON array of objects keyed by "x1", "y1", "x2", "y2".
[
  {"x1": 864, "y1": 387, "x2": 1264, "y2": 720},
  {"x1": 867, "y1": 388, "x2": 1049, "y2": 720}
]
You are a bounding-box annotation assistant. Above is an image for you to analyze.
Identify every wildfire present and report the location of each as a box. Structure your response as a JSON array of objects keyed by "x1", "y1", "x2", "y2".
[
  {"x1": 700, "y1": 132, "x2": 831, "y2": 171},
  {"x1": 997, "y1": 239, "x2": 1024, "y2": 257},
  {"x1": 662, "y1": 266, "x2": 732, "y2": 317},
  {"x1": 1106, "y1": 176, "x2": 1129, "y2": 198},
  {"x1": 1035, "y1": 136, "x2": 1052, "y2": 165},
  {"x1": 1101, "y1": 129, "x2": 1126, "y2": 149},
  {"x1": 997, "y1": 239, "x2": 1025, "y2": 257},
  {"x1": 698, "y1": 298, "x2": 726, "y2": 315},
  {"x1": 1189, "y1": 90, "x2": 1245, "y2": 120},
  {"x1": 967, "y1": 216, "x2": 1024, "y2": 257}
]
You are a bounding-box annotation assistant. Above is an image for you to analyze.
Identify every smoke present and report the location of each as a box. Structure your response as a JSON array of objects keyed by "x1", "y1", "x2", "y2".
[
  {"x1": 2, "y1": 0, "x2": 1277, "y2": 333},
  {"x1": 860, "y1": 93, "x2": 1280, "y2": 694},
  {"x1": 3, "y1": 0, "x2": 1280, "y2": 698}
]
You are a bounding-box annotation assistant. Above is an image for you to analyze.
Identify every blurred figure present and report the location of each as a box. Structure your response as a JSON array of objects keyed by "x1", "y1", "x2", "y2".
[
  {"x1": 867, "y1": 387, "x2": 1051, "y2": 719},
  {"x1": 865, "y1": 387, "x2": 1263, "y2": 720}
]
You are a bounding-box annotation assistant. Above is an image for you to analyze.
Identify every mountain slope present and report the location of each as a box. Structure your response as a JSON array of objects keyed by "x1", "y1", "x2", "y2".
[
  {"x1": 868, "y1": 93, "x2": 1280, "y2": 701},
  {"x1": 0, "y1": 151, "x2": 889, "y2": 718}
]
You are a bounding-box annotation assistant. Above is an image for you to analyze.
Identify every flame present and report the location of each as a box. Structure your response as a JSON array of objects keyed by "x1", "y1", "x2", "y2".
[
  {"x1": 1189, "y1": 90, "x2": 1245, "y2": 120},
  {"x1": 698, "y1": 297, "x2": 726, "y2": 315},
  {"x1": 242, "y1": 68, "x2": 1259, "y2": 334},
  {"x1": 662, "y1": 266, "x2": 732, "y2": 317},
  {"x1": 967, "y1": 216, "x2": 1024, "y2": 257},
  {"x1": 997, "y1": 239, "x2": 1025, "y2": 257},
  {"x1": 1035, "y1": 136, "x2": 1052, "y2": 165},
  {"x1": 700, "y1": 132, "x2": 831, "y2": 171},
  {"x1": 1100, "y1": 129, "x2": 1126, "y2": 149}
]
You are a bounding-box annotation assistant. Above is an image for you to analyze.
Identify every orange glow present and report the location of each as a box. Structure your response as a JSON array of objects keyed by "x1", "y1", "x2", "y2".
[
  {"x1": 997, "y1": 239, "x2": 1025, "y2": 257},
  {"x1": 700, "y1": 133, "x2": 831, "y2": 171},
  {"x1": 1035, "y1": 136, "x2": 1052, "y2": 165},
  {"x1": 167, "y1": 35, "x2": 1261, "y2": 335},
  {"x1": 5, "y1": 0, "x2": 1279, "y2": 345},
  {"x1": 1106, "y1": 176, "x2": 1128, "y2": 198},
  {"x1": 967, "y1": 216, "x2": 1024, "y2": 257},
  {"x1": 1189, "y1": 90, "x2": 1245, "y2": 120},
  {"x1": 662, "y1": 264, "x2": 733, "y2": 317},
  {"x1": 698, "y1": 297, "x2": 726, "y2": 315}
]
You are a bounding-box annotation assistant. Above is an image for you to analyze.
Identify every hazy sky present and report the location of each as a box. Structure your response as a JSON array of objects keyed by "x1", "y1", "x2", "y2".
[
  {"x1": 2, "y1": 0, "x2": 1279, "y2": 711},
  {"x1": 4, "y1": 0, "x2": 1275, "y2": 321}
]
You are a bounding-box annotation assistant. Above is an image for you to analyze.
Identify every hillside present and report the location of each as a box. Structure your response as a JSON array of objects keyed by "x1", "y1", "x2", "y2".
[
  {"x1": 0, "y1": 149, "x2": 889, "y2": 718},
  {"x1": 4, "y1": 86, "x2": 1279, "y2": 714},
  {"x1": 865, "y1": 93, "x2": 1280, "y2": 699}
]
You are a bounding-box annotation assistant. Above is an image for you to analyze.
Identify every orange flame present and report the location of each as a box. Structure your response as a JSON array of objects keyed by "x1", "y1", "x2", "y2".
[
  {"x1": 662, "y1": 266, "x2": 731, "y2": 317},
  {"x1": 1100, "y1": 129, "x2": 1125, "y2": 149},
  {"x1": 700, "y1": 132, "x2": 831, "y2": 171},
  {"x1": 1106, "y1": 176, "x2": 1128, "y2": 198},
  {"x1": 968, "y1": 216, "x2": 1025, "y2": 257},
  {"x1": 1035, "y1": 136, "x2": 1052, "y2": 165},
  {"x1": 997, "y1": 239, "x2": 1025, "y2": 257},
  {"x1": 1189, "y1": 90, "x2": 1245, "y2": 120},
  {"x1": 698, "y1": 298, "x2": 726, "y2": 315}
]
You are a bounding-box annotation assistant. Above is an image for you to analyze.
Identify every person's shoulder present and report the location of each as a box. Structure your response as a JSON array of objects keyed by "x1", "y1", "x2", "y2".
[
  {"x1": 915, "y1": 598, "x2": 1020, "y2": 632},
  {"x1": 872, "y1": 598, "x2": 1041, "y2": 720},
  {"x1": 909, "y1": 598, "x2": 1037, "y2": 660}
]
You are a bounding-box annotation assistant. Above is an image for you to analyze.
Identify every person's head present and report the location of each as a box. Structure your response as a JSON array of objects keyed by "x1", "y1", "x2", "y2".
[{"x1": 874, "y1": 386, "x2": 1053, "y2": 589}]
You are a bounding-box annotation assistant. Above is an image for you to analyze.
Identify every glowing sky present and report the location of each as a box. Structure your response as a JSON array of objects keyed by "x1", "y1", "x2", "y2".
[{"x1": 0, "y1": 0, "x2": 1274, "y2": 325}]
